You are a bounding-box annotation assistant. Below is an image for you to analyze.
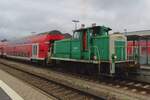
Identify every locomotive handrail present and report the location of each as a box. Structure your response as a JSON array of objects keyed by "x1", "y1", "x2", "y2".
[
  {"x1": 90, "y1": 46, "x2": 101, "y2": 74},
  {"x1": 90, "y1": 46, "x2": 100, "y2": 61}
]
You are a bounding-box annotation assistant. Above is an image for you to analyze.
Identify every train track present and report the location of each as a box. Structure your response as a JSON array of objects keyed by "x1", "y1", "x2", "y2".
[
  {"x1": 0, "y1": 63, "x2": 100, "y2": 100},
  {"x1": 0, "y1": 58, "x2": 150, "y2": 100},
  {"x1": 51, "y1": 67, "x2": 150, "y2": 96}
]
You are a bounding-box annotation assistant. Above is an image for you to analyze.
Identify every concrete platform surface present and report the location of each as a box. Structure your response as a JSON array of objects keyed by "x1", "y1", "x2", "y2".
[
  {"x1": 0, "y1": 80, "x2": 23, "y2": 100},
  {"x1": 0, "y1": 87, "x2": 12, "y2": 100},
  {"x1": 0, "y1": 69, "x2": 52, "y2": 100}
]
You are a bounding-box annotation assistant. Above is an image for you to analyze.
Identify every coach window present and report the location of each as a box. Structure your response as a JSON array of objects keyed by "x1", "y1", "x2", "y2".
[
  {"x1": 35, "y1": 45, "x2": 37, "y2": 55},
  {"x1": 33, "y1": 45, "x2": 35, "y2": 55}
]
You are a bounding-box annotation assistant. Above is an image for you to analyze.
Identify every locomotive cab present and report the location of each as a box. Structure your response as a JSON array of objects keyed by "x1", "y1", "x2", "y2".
[{"x1": 71, "y1": 26, "x2": 111, "y2": 59}]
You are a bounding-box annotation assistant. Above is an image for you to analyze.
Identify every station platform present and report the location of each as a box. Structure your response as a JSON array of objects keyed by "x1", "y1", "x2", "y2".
[{"x1": 0, "y1": 69, "x2": 52, "y2": 100}]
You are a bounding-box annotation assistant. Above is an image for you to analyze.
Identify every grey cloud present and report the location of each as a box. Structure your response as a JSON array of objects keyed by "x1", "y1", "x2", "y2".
[{"x1": 0, "y1": 0, "x2": 150, "y2": 39}]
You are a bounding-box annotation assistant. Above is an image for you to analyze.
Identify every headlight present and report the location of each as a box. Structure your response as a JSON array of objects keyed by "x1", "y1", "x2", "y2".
[
  {"x1": 114, "y1": 55, "x2": 117, "y2": 59},
  {"x1": 93, "y1": 56, "x2": 97, "y2": 60}
]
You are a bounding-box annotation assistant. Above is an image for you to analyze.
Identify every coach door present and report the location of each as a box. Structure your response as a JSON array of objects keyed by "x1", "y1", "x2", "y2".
[{"x1": 32, "y1": 44, "x2": 39, "y2": 59}]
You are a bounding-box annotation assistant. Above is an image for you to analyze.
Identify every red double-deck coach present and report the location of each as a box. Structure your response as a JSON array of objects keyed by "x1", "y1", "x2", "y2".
[{"x1": 0, "y1": 30, "x2": 64, "y2": 62}]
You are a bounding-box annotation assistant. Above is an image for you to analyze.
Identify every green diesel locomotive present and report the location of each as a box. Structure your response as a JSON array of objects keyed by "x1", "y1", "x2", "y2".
[{"x1": 51, "y1": 25, "x2": 139, "y2": 77}]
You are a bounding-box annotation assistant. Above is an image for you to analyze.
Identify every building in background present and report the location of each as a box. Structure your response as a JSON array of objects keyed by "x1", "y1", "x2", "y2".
[{"x1": 126, "y1": 30, "x2": 150, "y2": 65}]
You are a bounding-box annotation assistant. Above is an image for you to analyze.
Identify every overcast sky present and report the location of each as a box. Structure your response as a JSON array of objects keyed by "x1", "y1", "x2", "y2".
[{"x1": 0, "y1": 0, "x2": 150, "y2": 39}]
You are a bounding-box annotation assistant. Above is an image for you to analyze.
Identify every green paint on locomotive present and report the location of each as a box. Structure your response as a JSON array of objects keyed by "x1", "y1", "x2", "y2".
[
  {"x1": 53, "y1": 39, "x2": 71, "y2": 58},
  {"x1": 52, "y1": 25, "x2": 126, "y2": 62},
  {"x1": 92, "y1": 35, "x2": 109, "y2": 61},
  {"x1": 115, "y1": 41, "x2": 126, "y2": 61}
]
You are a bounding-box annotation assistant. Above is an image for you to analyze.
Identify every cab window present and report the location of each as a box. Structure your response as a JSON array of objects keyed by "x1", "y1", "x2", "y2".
[
  {"x1": 89, "y1": 27, "x2": 100, "y2": 36},
  {"x1": 73, "y1": 32, "x2": 80, "y2": 39}
]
